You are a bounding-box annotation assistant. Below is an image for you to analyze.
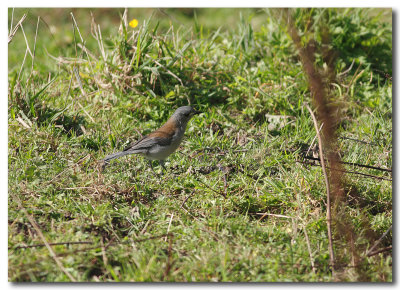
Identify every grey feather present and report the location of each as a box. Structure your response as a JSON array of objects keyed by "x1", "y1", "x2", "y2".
[
  {"x1": 124, "y1": 136, "x2": 161, "y2": 152},
  {"x1": 102, "y1": 150, "x2": 136, "y2": 163}
]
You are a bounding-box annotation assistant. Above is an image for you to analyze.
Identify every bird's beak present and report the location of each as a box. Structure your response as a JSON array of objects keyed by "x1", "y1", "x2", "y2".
[{"x1": 192, "y1": 109, "x2": 201, "y2": 115}]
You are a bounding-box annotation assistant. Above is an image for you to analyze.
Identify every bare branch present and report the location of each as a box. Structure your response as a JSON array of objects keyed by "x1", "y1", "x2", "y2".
[{"x1": 367, "y1": 225, "x2": 392, "y2": 256}]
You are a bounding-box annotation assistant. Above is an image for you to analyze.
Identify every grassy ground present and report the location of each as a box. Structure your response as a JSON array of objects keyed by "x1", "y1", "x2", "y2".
[{"x1": 8, "y1": 8, "x2": 392, "y2": 282}]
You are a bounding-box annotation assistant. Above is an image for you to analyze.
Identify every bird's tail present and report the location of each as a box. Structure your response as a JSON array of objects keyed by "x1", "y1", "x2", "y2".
[{"x1": 100, "y1": 150, "x2": 134, "y2": 169}]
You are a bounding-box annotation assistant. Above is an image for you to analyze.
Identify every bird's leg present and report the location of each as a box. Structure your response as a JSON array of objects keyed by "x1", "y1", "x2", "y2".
[
  {"x1": 149, "y1": 160, "x2": 162, "y2": 178},
  {"x1": 160, "y1": 160, "x2": 167, "y2": 174},
  {"x1": 149, "y1": 160, "x2": 157, "y2": 175}
]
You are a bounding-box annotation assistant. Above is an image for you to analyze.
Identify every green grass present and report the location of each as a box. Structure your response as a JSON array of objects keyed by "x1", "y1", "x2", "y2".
[{"x1": 8, "y1": 8, "x2": 392, "y2": 282}]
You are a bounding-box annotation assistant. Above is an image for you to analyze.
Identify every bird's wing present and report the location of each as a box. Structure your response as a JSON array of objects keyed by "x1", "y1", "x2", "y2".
[
  {"x1": 123, "y1": 135, "x2": 147, "y2": 152},
  {"x1": 123, "y1": 136, "x2": 169, "y2": 153},
  {"x1": 124, "y1": 129, "x2": 174, "y2": 153}
]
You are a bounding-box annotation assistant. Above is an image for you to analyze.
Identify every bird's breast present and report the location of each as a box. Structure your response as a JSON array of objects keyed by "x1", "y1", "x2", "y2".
[{"x1": 146, "y1": 128, "x2": 185, "y2": 160}]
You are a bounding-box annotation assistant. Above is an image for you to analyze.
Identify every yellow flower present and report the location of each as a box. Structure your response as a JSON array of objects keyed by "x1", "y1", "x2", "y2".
[{"x1": 129, "y1": 18, "x2": 138, "y2": 28}]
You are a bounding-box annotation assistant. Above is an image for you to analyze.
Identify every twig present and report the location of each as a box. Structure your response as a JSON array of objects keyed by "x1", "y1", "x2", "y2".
[
  {"x1": 306, "y1": 104, "x2": 335, "y2": 272},
  {"x1": 298, "y1": 159, "x2": 392, "y2": 181},
  {"x1": 10, "y1": 241, "x2": 93, "y2": 250},
  {"x1": 367, "y1": 246, "x2": 392, "y2": 257},
  {"x1": 304, "y1": 155, "x2": 392, "y2": 173},
  {"x1": 12, "y1": 193, "x2": 77, "y2": 281},
  {"x1": 366, "y1": 225, "x2": 392, "y2": 256},
  {"x1": 326, "y1": 167, "x2": 391, "y2": 182},
  {"x1": 180, "y1": 190, "x2": 196, "y2": 209}
]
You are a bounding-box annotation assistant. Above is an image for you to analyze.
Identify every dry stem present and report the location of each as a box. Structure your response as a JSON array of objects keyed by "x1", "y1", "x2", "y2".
[{"x1": 306, "y1": 103, "x2": 335, "y2": 274}]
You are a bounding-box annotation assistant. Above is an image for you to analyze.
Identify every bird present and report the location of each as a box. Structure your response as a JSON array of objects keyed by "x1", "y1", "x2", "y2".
[{"x1": 101, "y1": 106, "x2": 200, "y2": 174}]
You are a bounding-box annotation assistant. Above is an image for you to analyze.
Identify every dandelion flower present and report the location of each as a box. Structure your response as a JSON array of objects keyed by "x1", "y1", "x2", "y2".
[{"x1": 129, "y1": 19, "x2": 138, "y2": 28}]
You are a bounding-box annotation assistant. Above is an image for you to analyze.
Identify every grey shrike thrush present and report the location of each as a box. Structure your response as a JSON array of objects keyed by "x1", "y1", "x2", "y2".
[{"x1": 101, "y1": 106, "x2": 200, "y2": 173}]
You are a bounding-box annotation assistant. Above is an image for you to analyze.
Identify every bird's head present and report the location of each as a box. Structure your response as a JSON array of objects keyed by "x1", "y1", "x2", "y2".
[{"x1": 172, "y1": 106, "x2": 201, "y2": 124}]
